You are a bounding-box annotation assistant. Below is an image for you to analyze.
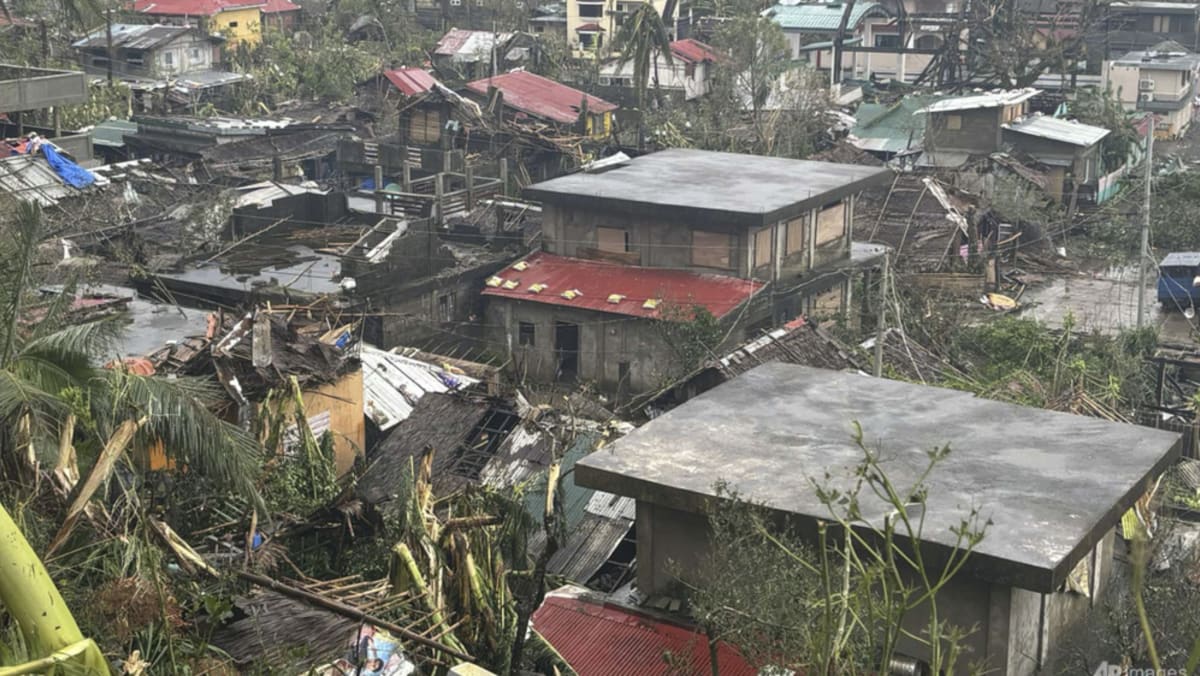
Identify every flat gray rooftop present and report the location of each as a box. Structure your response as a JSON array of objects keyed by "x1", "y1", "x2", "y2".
[
  {"x1": 576, "y1": 363, "x2": 1181, "y2": 592},
  {"x1": 523, "y1": 149, "x2": 892, "y2": 228}
]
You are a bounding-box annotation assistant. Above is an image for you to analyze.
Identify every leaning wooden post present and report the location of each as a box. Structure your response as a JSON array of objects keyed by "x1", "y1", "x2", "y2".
[
  {"x1": 373, "y1": 165, "x2": 384, "y2": 215},
  {"x1": 402, "y1": 161, "x2": 412, "y2": 191},
  {"x1": 499, "y1": 158, "x2": 509, "y2": 197},
  {"x1": 434, "y1": 173, "x2": 445, "y2": 227},
  {"x1": 465, "y1": 163, "x2": 475, "y2": 211}
]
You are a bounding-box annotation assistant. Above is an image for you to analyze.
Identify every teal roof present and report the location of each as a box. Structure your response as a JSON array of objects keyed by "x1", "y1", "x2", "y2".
[
  {"x1": 91, "y1": 119, "x2": 138, "y2": 148},
  {"x1": 523, "y1": 430, "x2": 600, "y2": 531},
  {"x1": 851, "y1": 95, "x2": 945, "y2": 154},
  {"x1": 765, "y1": 2, "x2": 887, "y2": 32}
]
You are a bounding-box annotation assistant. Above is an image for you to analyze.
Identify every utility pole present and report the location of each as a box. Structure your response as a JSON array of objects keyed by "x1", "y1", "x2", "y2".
[
  {"x1": 105, "y1": 9, "x2": 114, "y2": 86},
  {"x1": 874, "y1": 251, "x2": 889, "y2": 377},
  {"x1": 1137, "y1": 118, "x2": 1154, "y2": 328}
]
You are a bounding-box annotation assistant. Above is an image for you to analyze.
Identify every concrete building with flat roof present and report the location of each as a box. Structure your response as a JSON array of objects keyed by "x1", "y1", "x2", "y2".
[
  {"x1": 485, "y1": 149, "x2": 891, "y2": 395},
  {"x1": 575, "y1": 362, "x2": 1182, "y2": 674}
]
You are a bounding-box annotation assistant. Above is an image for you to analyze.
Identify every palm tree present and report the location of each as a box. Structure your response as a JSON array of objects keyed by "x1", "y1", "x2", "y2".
[
  {"x1": 0, "y1": 199, "x2": 267, "y2": 667},
  {"x1": 0, "y1": 200, "x2": 264, "y2": 518},
  {"x1": 614, "y1": 0, "x2": 677, "y2": 125}
]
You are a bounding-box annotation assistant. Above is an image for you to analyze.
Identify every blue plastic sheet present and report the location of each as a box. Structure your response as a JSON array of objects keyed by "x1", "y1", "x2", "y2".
[{"x1": 41, "y1": 145, "x2": 95, "y2": 189}]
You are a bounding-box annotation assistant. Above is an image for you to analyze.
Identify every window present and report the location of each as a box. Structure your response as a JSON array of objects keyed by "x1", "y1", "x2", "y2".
[
  {"x1": 786, "y1": 216, "x2": 806, "y2": 255},
  {"x1": 914, "y1": 34, "x2": 942, "y2": 49},
  {"x1": 227, "y1": 20, "x2": 239, "y2": 27},
  {"x1": 753, "y1": 227, "x2": 772, "y2": 268},
  {"x1": 691, "y1": 230, "x2": 732, "y2": 269},
  {"x1": 874, "y1": 33, "x2": 901, "y2": 48},
  {"x1": 579, "y1": 3, "x2": 602, "y2": 16},
  {"x1": 518, "y1": 321, "x2": 535, "y2": 346},
  {"x1": 945, "y1": 113, "x2": 962, "y2": 130},
  {"x1": 599, "y1": 76, "x2": 611, "y2": 85},
  {"x1": 597, "y1": 227, "x2": 628, "y2": 252},
  {"x1": 451, "y1": 0, "x2": 462, "y2": 5},
  {"x1": 190, "y1": 47, "x2": 201, "y2": 61},
  {"x1": 127, "y1": 54, "x2": 144, "y2": 66},
  {"x1": 163, "y1": 52, "x2": 174, "y2": 66},
  {"x1": 815, "y1": 202, "x2": 845, "y2": 247},
  {"x1": 437, "y1": 293, "x2": 455, "y2": 321}
]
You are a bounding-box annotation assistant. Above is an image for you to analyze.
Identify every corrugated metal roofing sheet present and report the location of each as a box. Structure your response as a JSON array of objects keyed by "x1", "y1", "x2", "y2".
[
  {"x1": 1003, "y1": 115, "x2": 1110, "y2": 147},
  {"x1": 91, "y1": 119, "x2": 138, "y2": 148},
  {"x1": 361, "y1": 345, "x2": 478, "y2": 432},
  {"x1": 669, "y1": 38, "x2": 719, "y2": 63},
  {"x1": 382, "y1": 67, "x2": 438, "y2": 96},
  {"x1": 916, "y1": 88, "x2": 1040, "y2": 113},
  {"x1": 532, "y1": 589, "x2": 757, "y2": 676},
  {"x1": 132, "y1": 0, "x2": 264, "y2": 16},
  {"x1": 0, "y1": 154, "x2": 103, "y2": 206},
  {"x1": 765, "y1": 1, "x2": 885, "y2": 31},
  {"x1": 261, "y1": 0, "x2": 299, "y2": 13},
  {"x1": 465, "y1": 70, "x2": 616, "y2": 124},
  {"x1": 1161, "y1": 252, "x2": 1200, "y2": 267},
  {"x1": 481, "y1": 251, "x2": 765, "y2": 320},
  {"x1": 72, "y1": 23, "x2": 196, "y2": 50},
  {"x1": 435, "y1": 28, "x2": 513, "y2": 60}
]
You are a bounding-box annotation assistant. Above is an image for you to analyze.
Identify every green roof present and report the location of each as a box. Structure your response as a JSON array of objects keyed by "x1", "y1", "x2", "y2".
[
  {"x1": 91, "y1": 119, "x2": 137, "y2": 148},
  {"x1": 523, "y1": 430, "x2": 600, "y2": 531},
  {"x1": 851, "y1": 94, "x2": 945, "y2": 154},
  {"x1": 765, "y1": 2, "x2": 887, "y2": 32}
]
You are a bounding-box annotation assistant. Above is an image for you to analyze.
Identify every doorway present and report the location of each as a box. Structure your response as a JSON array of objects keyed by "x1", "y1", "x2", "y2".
[{"x1": 555, "y1": 321, "x2": 579, "y2": 381}]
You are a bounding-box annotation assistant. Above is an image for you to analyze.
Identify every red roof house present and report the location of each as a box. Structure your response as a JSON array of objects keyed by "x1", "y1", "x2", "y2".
[
  {"x1": 382, "y1": 67, "x2": 439, "y2": 97},
  {"x1": 465, "y1": 70, "x2": 617, "y2": 125},
  {"x1": 261, "y1": 0, "x2": 300, "y2": 28},
  {"x1": 533, "y1": 587, "x2": 757, "y2": 676},
  {"x1": 129, "y1": 0, "x2": 264, "y2": 18},
  {"x1": 481, "y1": 251, "x2": 764, "y2": 320},
  {"x1": 669, "y1": 38, "x2": 720, "y2": 63}
]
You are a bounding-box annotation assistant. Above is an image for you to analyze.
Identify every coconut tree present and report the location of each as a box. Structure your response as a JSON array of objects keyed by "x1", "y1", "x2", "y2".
[
  {"x1": 614, "y1": 0, "x2": 677, "y2": 145},
  {"x1": 0, "y1": 200, "x2": 265, "y2": 667}
]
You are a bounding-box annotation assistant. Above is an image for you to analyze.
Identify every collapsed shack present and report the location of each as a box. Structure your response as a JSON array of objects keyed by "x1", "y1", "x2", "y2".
[
  {"x1": 358, "y1": 390, "x2": 638, "y2": 588},
  {"x1": 147, "y1": 309, "x2": 364, "y2": 473},
  {"x1": 1147, "y1": 344, "x2": 1200, "y2": 459}
]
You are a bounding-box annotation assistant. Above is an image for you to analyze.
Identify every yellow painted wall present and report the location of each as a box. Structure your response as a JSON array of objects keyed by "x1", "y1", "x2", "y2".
[
  {"x1": 301, "y1": 369, "x2": 365, "y2": 477},
  {"x1": 212, "y1": 7, "x2": 263, "y2": 46}
]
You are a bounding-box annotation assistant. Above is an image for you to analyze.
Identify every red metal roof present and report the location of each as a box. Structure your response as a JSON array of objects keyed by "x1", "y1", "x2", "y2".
[
  {"x1": 575, "y1": 21, "x2": 603, "y2": 31},
  {"x1": 533, "y1": 591, "x2": 757, "y2": 676},
  {"x1": 383, "y1": 67, "x2": 439, "y2": 96},
  {"x1": 465, "y1": 71, "x2": 617, "y2": 124},
  {"x1": 261, "y1": 0, "x2": 299, "y2": 13},
  {"x1": 670, "y1": 38, "x2": 719, "y2": 63},
  {"x1": 480, "y1": 251, "x2": 763, "y2": 319},
  {"x1": 131, "y1": 0, "x2": 264, "y2": 16}
]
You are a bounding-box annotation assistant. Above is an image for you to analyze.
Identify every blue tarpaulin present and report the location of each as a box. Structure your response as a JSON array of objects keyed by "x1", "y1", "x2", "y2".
[{"x1": 41, "y1": 145, "x2": 95, "y2": 189}]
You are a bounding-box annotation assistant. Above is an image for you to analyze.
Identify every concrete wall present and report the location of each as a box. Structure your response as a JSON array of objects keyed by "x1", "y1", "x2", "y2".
[
  {"x1": 484, "y1": 298, "x2": 681, "y2": 393},
  {"x1": 631, "y1": 495, "x2": 1119, "y2": 676},
  {"x1": 598, "y1": 56, "x2": 712, "y2": 100},
  {"x1": 542, "y1": 197, "x2": 851, "y2": 283}
]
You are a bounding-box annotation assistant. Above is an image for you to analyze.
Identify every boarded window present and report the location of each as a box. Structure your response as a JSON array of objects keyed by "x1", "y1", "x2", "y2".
[
  {"x1": 518, "y1": 321, "x2": 535, "y2": 346},
  {"x1": 597, "y1": 226, "x2": 628, "y2": 253},
  {"x1": 691, "y1": 230, "x2": 732, "y2": 269},
  {"x1": 815, "y1": 203, "x2": 845, "y2": 247},
  {"x1": 810, "y1": 287, "x2": 843, "y2": 317},
  {"x1": 753, "y1": 227, "x2": 773, "y2": 268},
  {"x1": 945, "y1": 114, "x2": 962, "y2": 130},
  {"x1": 786, "y1": 216, "x2": 806, "y2": 255},
  {"x1": 409, "y1": 109, "x2": 441, "y2": 144},
  {"x1": 437, "y1": 293, "x2": 455, "y2": 322}
]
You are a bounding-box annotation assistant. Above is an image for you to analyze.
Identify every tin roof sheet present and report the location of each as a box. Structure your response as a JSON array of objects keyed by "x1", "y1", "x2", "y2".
[
  {"x1": 481, "y1": 251, "x2": 765, "y2": 320},
  {"x1": 72, "y1": 23, "x2": 199, "y2": 50},
  {"x1": 466, "y1": 70, "x2": 616, "y2": 124},
  {"x1": 382, "y1": 67, "x2": 438, "y2": 96},
  {"x1": 131, "y1": 0, "x2": 265, "y2": 16},
  {"x1": 764, "y1": 1, "x2": 885, "y2": 31},
  {"x1": 435, "y1": 28, "x2": 513, "y2": 60},
  {"x1": 1003, "y1": 115, "x2": 1110, "y2": 147},
  {"x1": 361, "y1": 345, "x2": 478, "y2": 432},
  {"x1": 1161, "y1": 252, "x2": 1200, "y2": 267},
  {"x1": 916, "y1": 87, "x2": 1041, "y2": 113},
  {"x1": 669, "y1": 38, "x2": 719, "y2": 63},
  {"x1": 532, "y1": 587, "x2": 757, "y2": 676}
]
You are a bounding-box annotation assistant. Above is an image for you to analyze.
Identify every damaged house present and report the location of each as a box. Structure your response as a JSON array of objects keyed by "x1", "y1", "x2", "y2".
[
  {"x1": 575, "y1": 363, "x2": 1183, "y2": 675},
  {"x1": 483, "y1": 148, "x2": 891, "y2": 394},
  {"x1": 146, "y1": 310, "x2": 365, "y2": 474}
]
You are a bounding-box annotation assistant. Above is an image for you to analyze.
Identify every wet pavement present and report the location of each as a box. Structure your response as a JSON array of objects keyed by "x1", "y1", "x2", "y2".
[{"x1": 1019, "y1": 266, "x2": 1197, "y2": 343}]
